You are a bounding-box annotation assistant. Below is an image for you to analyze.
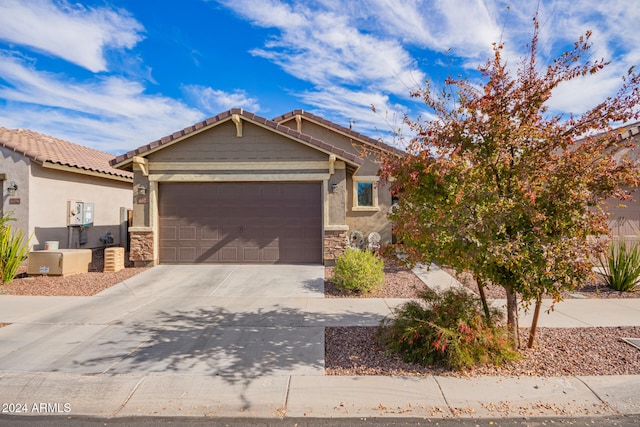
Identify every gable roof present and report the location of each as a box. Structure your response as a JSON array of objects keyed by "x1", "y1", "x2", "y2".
[
  {"x1": 0, "y1": 127, "x2": 133, "y2": 181},
  {"x1": 273, "y1": 110, "x2": 405, "y2": 157},
  {"x1": 111, "y1": 108, "x2": 364, "y2": 169}
]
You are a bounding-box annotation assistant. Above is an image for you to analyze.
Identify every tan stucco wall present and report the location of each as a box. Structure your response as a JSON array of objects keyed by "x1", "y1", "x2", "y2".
[
  {"x1": 289, "y1": 121, "x2": 359, "y2": 153},
  {"x1": 28, "y1": 164, "x2": 132, "y2": 249},
  {"x1": 345, "y1": 177, "x2": 393, "y2": 243},
  {"x1": 0, "y1": 147, "x2": 30, "y2": 235},
  {"x1": 280, "y1": 118, "x2": 394, "y2": 243},
  {"x1": 148, "y1": 121, "x2": 328, "y2": 163},
  {"x1": 132, "y1": 166, "x2": 150, "y2": 228},
  {"x1": 286, "y1": 120, "x2": 384, "y2": 175},
  {"x1": 327, "y1": 163, "x2": 347, "y2": 227}
]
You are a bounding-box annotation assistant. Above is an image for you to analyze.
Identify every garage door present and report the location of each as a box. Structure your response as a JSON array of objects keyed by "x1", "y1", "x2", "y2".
[{"x1": 158, "y1": 182, "x2": 322, "y2": 264}]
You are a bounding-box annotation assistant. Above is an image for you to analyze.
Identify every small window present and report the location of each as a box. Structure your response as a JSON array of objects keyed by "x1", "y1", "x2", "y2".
[
  {"x1": 352, "y1": 177, "x2": 379, "y2": 211},
  {"x1": 357, "y1": 182, "x2": 374, "y2": 207}
]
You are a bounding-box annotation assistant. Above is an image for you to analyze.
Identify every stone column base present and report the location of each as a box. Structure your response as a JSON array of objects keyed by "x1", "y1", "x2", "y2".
[
  {"x1": 324, "y1": 230, "x2": 349, "y2": 265},
  {"x1": 129, "y1": 231, "x2": 154, "y2": 265}
]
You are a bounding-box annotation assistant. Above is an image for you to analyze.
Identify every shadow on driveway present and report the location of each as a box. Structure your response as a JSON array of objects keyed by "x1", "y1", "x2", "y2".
[{"x1": 71, "y1": 305, "x2": 383, "y2": 411}]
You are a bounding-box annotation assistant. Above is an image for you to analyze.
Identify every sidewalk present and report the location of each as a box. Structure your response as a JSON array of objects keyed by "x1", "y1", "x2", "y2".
[
  {"x1": 412, "y1": 263, "x2": 640, "y2": 327},
  {"x1": 0, "y1": 371, "x2": 638, "y2": 418},
  {"x1": 2, "y1": 294, "x2": 640, "y2": 328}
]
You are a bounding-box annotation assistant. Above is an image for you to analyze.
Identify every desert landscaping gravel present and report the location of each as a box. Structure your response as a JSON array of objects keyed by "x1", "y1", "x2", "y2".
[
  {"x1": 0, "y1": 267, "x2": 147, "y2": 296},
  {"x1": 325, "y1": 259, "x2": 640, "y2": 377},
  {"x1": 325, "y1": 326, "x2": 640, "y2": 377},
  {"x1": 0, "y1": 249, "x2": 147, "y2": 296}
]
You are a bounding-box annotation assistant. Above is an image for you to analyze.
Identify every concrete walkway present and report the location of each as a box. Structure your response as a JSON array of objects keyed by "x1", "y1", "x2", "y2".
[
  {"x1": 0, "y1": 265, "x2": 638, "y2": 420},
  {"x1": 412, "y1": 263, "x2": 640, "y2": 327}
]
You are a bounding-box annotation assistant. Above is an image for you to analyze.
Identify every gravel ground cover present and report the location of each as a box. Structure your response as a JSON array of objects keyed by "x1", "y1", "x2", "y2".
[
  {"x1": 325, "y1": 259, "x2": 640, "y2": 377},
  {"x1": 0, "y1": 248, "x2": 146, "y2": 296},
  {"x1": 325, "y1": 326, "x2": 640, "y2": 377},
  {"x1": 0, "y1": 267, "x2": 147, "y2": 296}
]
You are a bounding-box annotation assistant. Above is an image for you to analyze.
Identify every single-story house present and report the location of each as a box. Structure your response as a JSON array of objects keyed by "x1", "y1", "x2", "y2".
[
  {"x1": 0, "y1": 127, "x2": 133, "y2": 250},
  {"x1": 110, "y1": 108, "x2": 403, "y2": 266}
]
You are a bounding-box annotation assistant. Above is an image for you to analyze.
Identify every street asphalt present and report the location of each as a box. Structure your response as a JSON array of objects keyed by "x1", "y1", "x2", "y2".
[{"x1": 0, "y1": 264, "x2": 638, "y2": 422}]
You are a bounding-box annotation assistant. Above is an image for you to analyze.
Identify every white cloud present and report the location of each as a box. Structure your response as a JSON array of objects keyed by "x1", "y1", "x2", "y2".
[
  {"x1": 182, "y1": 85, "x2": 261, "y2": 114},
  {"x1": 0, "y1": 53, "x2": 203, "y2": 153},
  {"x1": 363, "y1": 0, "x2": 502, "y2": 60},
  {"x1": 501, "y1": 0, "x2": 640, "y2": 116},
  {"x1": 298, "y1": 85, "x2": 415, "y2": 148},
  {"x1": 547, "y1": 69, "x2": 626, "y2": 116},
  {"x1": 221, "y1": 0, "x2": 308, "y2": 29},
  {"x1": 0, "y1": 0, "x2": 144, "y2": 72},
  {"x1": 220, "y1": 0, "x2": 425, "y2": 97}
]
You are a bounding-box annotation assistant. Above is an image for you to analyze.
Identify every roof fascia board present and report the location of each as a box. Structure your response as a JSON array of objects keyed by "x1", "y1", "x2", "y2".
[{"x1": 42, "y1": 161, "x2": 133, "y2": 183}]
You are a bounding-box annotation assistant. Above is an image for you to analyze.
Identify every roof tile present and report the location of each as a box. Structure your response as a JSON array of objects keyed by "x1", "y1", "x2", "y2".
[
  {"x1": 273, "y1": 110, "x2": 405, "y2": 156},
  {"x1": 0, "y1": 127, "x2": 132, "y2": 180}
]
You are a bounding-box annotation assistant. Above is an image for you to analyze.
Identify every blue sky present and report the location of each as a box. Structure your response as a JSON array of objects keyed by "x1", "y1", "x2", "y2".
[{"x1": 0, "y1": 0, "x2": 638, "y2": 155}]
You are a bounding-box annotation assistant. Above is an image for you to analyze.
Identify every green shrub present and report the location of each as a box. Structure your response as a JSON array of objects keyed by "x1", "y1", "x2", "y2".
[
  {"x1": 598, "y1": 240, "x2": 640, "y2": 292},
  {"x1": 377, "y1": 288, "x2": 518, "y2": 370},
  {"x1": 333, "y1": 248, "x2": 384, "y2": 294},
  {"x1": 0, "y1": 216, "x2": 30, "y2": 285}
]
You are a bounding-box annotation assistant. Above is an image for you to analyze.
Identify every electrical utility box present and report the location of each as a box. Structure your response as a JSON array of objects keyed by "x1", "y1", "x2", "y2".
[
  {"x1": 27, "y1": 249, "x2": 92, "y2": 276},
  {"x1": 67, "y1": 201, "x2": 95, "y2": 226}
]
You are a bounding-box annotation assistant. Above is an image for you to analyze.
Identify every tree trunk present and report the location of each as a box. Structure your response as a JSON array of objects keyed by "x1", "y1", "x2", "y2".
[
  {"x1": 504, "y1": 284, "x2": 518, "y2": 346},
  {"x1": 527, "y1": 295, "x2": 543, "y2": 349},
  {"x1": 476, "y1": 276, "x2": 492, "y2": 327}
]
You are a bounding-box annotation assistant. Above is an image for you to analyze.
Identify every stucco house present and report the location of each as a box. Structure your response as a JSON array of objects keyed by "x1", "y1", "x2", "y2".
[
  {"x1": 111, "y1": 108, "x2": 403, "y2": 266},
  {"x1": 0, "y1": 128, "x2": 133, "y2": 250}
]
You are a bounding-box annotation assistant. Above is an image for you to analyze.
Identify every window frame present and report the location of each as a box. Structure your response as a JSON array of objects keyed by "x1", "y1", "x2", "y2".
[{"x1": 352, "y1": 176, "x2": 379, "y2": 212}]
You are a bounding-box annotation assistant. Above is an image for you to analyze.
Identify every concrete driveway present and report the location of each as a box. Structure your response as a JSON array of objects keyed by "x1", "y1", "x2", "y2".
[
  {"x1": 98, "y1": 264, "x2": 325, "y2": 298},
  {"x1": 0, "y1": 264, "x2": 336, "y2": 378}
]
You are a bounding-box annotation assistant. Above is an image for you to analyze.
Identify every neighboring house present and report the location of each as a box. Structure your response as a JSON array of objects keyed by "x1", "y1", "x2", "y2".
[
  {"x1": 110, "y1": 108, "x2": 402, "y2": 266},
  {"x1": 604, "y1": 121, "x2": 640, "y2": 243},
  {"x1": 0, "y1": 128, "x2": 133, "y2": 250}
]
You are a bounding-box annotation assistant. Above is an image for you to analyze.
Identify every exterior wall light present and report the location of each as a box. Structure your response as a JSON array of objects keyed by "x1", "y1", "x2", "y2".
[
  {"x1": 135, "y1": 184, "x2": 147, "y2": 196},
  {"x1": 6, "y1": 181, "x2": 17, "y2": 196}
]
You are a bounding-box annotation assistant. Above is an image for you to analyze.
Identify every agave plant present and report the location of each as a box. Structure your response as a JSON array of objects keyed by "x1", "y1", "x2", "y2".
[
  {"x1": 598, "y1": 240, "x2": 640, "y2": 292},
  {"x1": 0, "y1": 215, "x2": 30, "y2": 285}
]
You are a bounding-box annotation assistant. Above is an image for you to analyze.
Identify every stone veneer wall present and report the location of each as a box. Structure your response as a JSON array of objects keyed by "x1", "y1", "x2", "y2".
[
  {"x1": 324, "y1": 230, "x2": 349, "y2": 265},
  {"x1": 129, "y1": 231, "x2": 154, "y2": 266}
]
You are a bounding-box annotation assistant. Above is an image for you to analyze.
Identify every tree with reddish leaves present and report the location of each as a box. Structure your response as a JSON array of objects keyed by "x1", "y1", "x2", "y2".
[{"x1": 380, "y1": 17, "x2": 640, "y2": 347}]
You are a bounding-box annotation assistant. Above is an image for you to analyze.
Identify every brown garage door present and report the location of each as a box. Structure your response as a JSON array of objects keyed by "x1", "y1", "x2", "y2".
[{"x1": 158, "y1": 182, "x2": 322, "y2": 264}]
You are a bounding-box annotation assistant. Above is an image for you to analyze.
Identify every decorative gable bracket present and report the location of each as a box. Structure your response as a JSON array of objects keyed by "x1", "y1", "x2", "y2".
[
  {"x1": 133, "y1": 156, "x2": 149, "y2": 176},
  {"x1": 232, "y1": 114, "x2": 243, "y2": 137}
]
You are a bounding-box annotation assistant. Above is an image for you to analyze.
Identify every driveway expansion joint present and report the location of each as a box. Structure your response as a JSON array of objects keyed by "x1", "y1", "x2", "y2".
[
  {"x1": 110, "y1": 375, "x2": 147, "y2": 418},
  {"x1": 433, "y1": 375, "x2": 455, "y2": 417}
]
